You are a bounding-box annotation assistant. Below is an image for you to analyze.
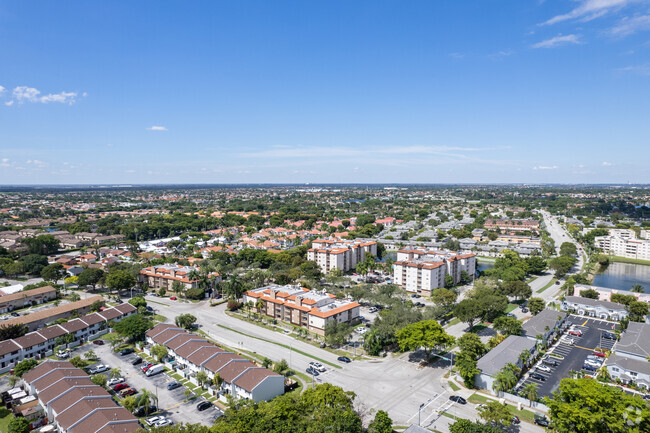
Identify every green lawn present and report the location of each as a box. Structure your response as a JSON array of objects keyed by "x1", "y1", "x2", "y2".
[
  {"x1": 445, "y1": 318, "x2": 460, "y2": 327},
  {"x1": 608, "y1": 256, "x2": 650, "y2": 266},
  {"x1": 537, "y1": 278, "x2": 558, "y2": 294},
  {"x1": 0, "y1": 407, "x2": 14, "y2": 432},
  {"x1": 449, "y1": 381, "x2": 460, "y2": 391},
  {"x1": 467, "y1": 393, "x2": 537, "y2": 424},
  {"x1": 505, "y1": 304, "x2": 518, "y2": 313}
]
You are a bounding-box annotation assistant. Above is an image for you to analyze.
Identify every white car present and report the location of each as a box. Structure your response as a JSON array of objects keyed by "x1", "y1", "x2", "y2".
[
  {"x1": 561, "y1": 337, "x2": 575, "y2": 345},
  {"x1": 88, "y1": 364, "x2": 110, "y2": 374},
  {"x1": 145, "y1": 416, "x2": 165, "y2": 426},
  {"x1": 309, "y1": 362, "x2": 326, "y2": 373},
  {"x1": 107, "y1": 377, "x2": 124, "y2": 386},
  {"x1": 537, "y1": 365, "x2": 551, "y2": 373},
  {"x1": 155, "y1": 419, "x2": 173, "y2": 427}
]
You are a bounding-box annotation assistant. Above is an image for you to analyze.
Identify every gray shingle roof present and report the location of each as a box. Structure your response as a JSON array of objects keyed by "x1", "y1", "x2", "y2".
[
  {"x1": 607, "y1": 353, "x2": 650, "y2": 376},
  {"x1": 616, "y1": 322, "x2": 650, "y2": 358},
  {"x1": 476, "y1": 335, "x2": 536, "y2": 377},
  {"x1": 564, "y1": 296, "x2": 626, "y2": 311},
  {"x1": 522, "y1": 309, "x2": 566, "y2": 339}
]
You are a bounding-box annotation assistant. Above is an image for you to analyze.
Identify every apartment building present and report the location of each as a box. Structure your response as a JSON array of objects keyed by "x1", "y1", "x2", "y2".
[
  {"x1": 140, "y1": 264, "x2": 221, "y2": 292},
  {"x1": 560, "y1": 296, "x2": 628, "y2": 321},
  {"x1": 484, "y1": 219, "x2": 539, "y2": 232},
  {"x1": 307, "y1": 239, "x2": 377, "y2": 274},
  {"x1": 22, "y1": 360, "x2": 140, "y2": 433},
  {"x1": 0, "y1": 296, "x2": 106, "y2": 332},
  {"x1": 574, "y1": 284, "x2": 650, "y2": 304},
  {"x1": 595, "y1": 233, "x2": 650, "y2": 261},
  {"x1": 0, "y1": 303, "x2": 136, "y2": 373},
  {"x1": 0, "y1": 285, "x2": 57, "y2": 314},
  {"x1": 243, "y1": 284, "x2": 360, "y2": 335},
  {"x1": 146, "y1": 324, "x2": 284, "y2": 402},
  {"x1": 393, "y1": 248, "x2": 476, "y2": 295}
]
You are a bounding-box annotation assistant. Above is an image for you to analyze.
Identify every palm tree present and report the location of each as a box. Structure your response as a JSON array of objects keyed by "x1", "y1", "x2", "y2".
[
  {"x1": 245, "y1": 301, "x2": 253, "y2": 318},
  {"x1": 597, "y1": 365, "x2": 610, "y2": 381},
  {"x1": 196, "y1": 371, "x2": 209, "y2": 389},
  {"x1": 493, "y1": 367, "x2": 517, "y2": 394},
  {"x1": 255, "y1": 299, "x2": 265, "y2": 314},
  {"x1": 8, "y1": 375, "x2": 20, "y2": 388},
  {"x1": 518, "y1": 351, "x2": 530, "y2": 368},
  {"x1": 631, "y1": 284, "x2": 645, "y2": 293},
  {"x1": 136, "y1": 389, "x2": 158, "y2": 414},
  {"x1": 523, "y1": 383, "x2": 538, "y2": 407},
  {"x1": 110, "y1": 368, "x2": 121, "y2": 379},
  {"x1": 213, "y1": 373, "x2": 224, "y2": 390}
]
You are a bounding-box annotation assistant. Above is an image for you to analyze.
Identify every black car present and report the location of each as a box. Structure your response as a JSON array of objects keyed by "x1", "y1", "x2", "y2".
[
  {"x1": 10, "y1": 312, "x2": 20, "y2": 317},
  {"x1": 146, "y1": 306, "x2": 154, "y2": 312},
  {"x1": 134, "y1": 405, "x2": 157, "y2": 417},
  {"x1": 521, "y1": 307, "x2": 529, "y2": 313},
  {"x1": 167, "y1": 382, "x2": 182, "y2": 390},
  {"x1": 120, "y1": 348, "x2": 135, "y2": 356},
  {"x1": 337, "y1": 356, "x2": 351, "y2": 363},
  {"x1": 132, "y1": 356, "x2": 143, "y2": 365},
  {"x1": 535, "y1": 418, "x2": 550, "y2": 427},
  {"x1": 603, "y1": 332, "x2": 617, "y2": 340},
  {"x1": 530, "y1": 373, "x2": 546, "y2": 381},
  {"x1": 197, "y1": 401, "x2": 212, "y2": 411},
  {"x1": 306, "y1": 367, "x2": 319, "y2": 376},
  {"x1": 542, "y1": 358, "x2": 559, "y2": 367},
  {"x1": 449, "y1": 396, "x2": 467, "y2": 404}
]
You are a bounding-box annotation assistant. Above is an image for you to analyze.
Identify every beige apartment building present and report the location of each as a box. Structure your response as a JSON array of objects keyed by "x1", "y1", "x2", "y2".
[{"x1": 307, "y1": 239, "x2": 377, "y2": 274}]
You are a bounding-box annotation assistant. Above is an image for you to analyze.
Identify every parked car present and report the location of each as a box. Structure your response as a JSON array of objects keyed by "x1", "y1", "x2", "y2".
[
  {"x1": 337, "y1": 356, "x2": 351, "y2": 363},
  {"x1": 512, "y1": 416, "x2": 521, "y2": 424},
  {"x1": 155, "y1": 419, "x2": 173, "y2": 427},
  {"x1": 57, "y1": 350, "x2": 70, "y2": 359},
  {"x1": 92, "y1": 340, "x2": 104, "y2": 345},
  {"x1": 146, "y1": 364, "x2": 165, "y2": 377},
  {"x1": 568, "y1": 329, "x2": 582, "y2": 336},
  {"x1": 586, "y1": 355, "x2": 603, "y2": 363},
  {"x1": 141, "y1": 363, "x2": 154, "y2": 372},
  {"x1": 368, "y1": 307, "x2": 378, "y2": 313},
  {"x1": 309, "y1": 362, "x2": 326, "y2": 373},
  {"x1": 10, "y1": 312, "x2": 20, "y2": 317},
  {"x1": 506, "y1": 313, "x2": 516, "y2": 318},
  {"x1": 113, "y1": 383, "x2": 129, "y2": 392},
  {"x1": 583, "y1": 364, "x2": 597, "y2": 372},
  {"x1": 146, "y1": 306, "x2": 154, "y2": 312},
  {"x1": 561, "y1": 337, "x2": 575, "y2": 345},
  {"x1": 603, "y1": 332, "x2": 617, "y2": 340},
  {"x1": 593, "y1": 351, "x2": 607, "y2": 358},
  {"x1": 120, "y1": 388, "x2": 137, "y2": 397},
  {"x1": 542, "y1": 358, "x2": 559, "y2": 367},
  {"x1": 170, "y1": 296, "x2": 177, "y2": 300},
  {"x1": 537, "y1": 365, "x2": 551, "y2": 373},
  {"x1": 449, "y1": 396, "x2": 467, "y2": 405},
  {"x1": 134, "y1": 405, "x2": 158, "y2": 417},
  {"x1": 167, "y1": 382, "x2": 182, "y2": 390},
  {"x1": 521, "y1": 307, "x2": 529, "y2": 313},
  {"x1": 410, "y1": 294, "x2": 421, "y2": 299},
  {"x1": 145, "y1": 416, "x2": 165, "y2": 426},
  {"x1": 120, "y1": 348, "x2": 135, "y2": 356},
  {"x1": 107, "y1": 377, "x2": 125, "y2": 386},
  {"x1": 530, "y1": 373, "x2": 546, "y2": 381},
  {"x1": 132, "y1": 357, "x2": 143, "y2": 365},
  {"x1": 197, "y1": 401, "x2": 212, "y2": 411},
  {"x1": 88, "y1": 364, "x2": 109, "y2": 374},
  {"x1": 535, "y1": 417, "x2": 550, "y2": 427},
  {"x1": 306, "y1": 367, "x2": 320, "y2": 376}
]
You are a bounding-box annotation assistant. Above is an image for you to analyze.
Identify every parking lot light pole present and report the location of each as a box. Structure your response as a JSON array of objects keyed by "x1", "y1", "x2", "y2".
[{"x1": 418, "y1": 403, "x2": 425, "y2": 426}]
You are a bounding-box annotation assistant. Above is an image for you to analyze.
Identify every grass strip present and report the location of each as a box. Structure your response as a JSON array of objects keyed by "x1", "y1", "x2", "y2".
[
  {"x1": 467, "y1": 393, "x2": 537, "y2": 424},
  {"x1": 537, "y1": 278, "x2": 558, "y2": 294},
  {"x1": 216, "y1": 324, "x2": 341, "y2": 369}
]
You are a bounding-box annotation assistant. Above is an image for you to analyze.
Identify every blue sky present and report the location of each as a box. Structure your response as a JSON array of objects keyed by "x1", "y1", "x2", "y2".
[{"x1": 1, "y1": 0, "x2": 650, "y2": 184}]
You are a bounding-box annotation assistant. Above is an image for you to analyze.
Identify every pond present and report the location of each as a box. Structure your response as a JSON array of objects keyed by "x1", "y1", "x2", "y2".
[
  {"x1": 477, "y1": 261, "x2": 494, "y2": 276},
  {"x1": 592, "y1": 262, "x2": 650, "y2": 293}
]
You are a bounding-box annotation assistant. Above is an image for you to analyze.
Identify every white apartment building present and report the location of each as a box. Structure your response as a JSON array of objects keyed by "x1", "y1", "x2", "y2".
[
  {"x1": 393, "y1": 248, "x2": 476, "y2": 295},
  {"x1": 595, "y1": 233, "x2": 650, "y2": 261},
  {"x1": 307, "y1": 239, "x2": 377, "y2": 274}
]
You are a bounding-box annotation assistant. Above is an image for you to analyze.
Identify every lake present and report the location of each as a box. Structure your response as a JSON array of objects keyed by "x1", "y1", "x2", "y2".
[
  {"x1": 592, "y1": 262, "x2": 650, "y2": 293},
  {"x1": 477, "y1": 261, "x2": 494, "y2": 276}
]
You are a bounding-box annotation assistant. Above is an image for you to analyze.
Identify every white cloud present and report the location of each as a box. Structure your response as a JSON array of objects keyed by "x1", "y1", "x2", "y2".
[
  {"x1": 542, "y1": 0, "x2": 632, "y2": 25},
  {"x1": 533, "y1": 165, "x2": 559, "y2": 170},
  {"x1": 0, "y1": 158, "x2": 9, "y2": 167},
  {"x1": 0, "y1": 86, "x2": 5, "y2": 94},
  {"x1": 26, "y1": 159, "x2": 48, "y2": 168},
  {"x1": 617, "y1": 64, "x2": 650, "y2": 75},
  {"x1": 610, "y1": 14, "x2": 650, "y2": 36},
  {"x1": 146, "y1": 126, "x2": 168, "y2": 131},
  {"x1": 602, "y1": 161, "x2": 614, "y2": 166},
  {"x1": 532, "y1": 34, "x2": 582, "y2": 48},
  {"x1": 2, "y1": 86, "x2": 81, "y2": 105},
  {"x1": 125, "y1": 169, "x2": 136, "y2": 173},
  {"x1": 243, "y1": 145, "x2": 507, "y2": 159},
  {"x1": 488, "y1": 50, "x2": 514, "y2": 60}
]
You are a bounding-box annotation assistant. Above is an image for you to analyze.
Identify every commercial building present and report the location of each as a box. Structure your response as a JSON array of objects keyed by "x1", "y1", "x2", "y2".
[
  {"x1": 560, "y1": 296, "x2": 628, "y2": 321},
  {"x1": 475, "y1": 335, "x2": 537, "y2": 393},
  {"x1": 0, "y1": 296, "x2": 106, "y2": 332},
  {"x1": 243, "y1": 284, "x2": 360, "y2": 335},
  {"x1": 307, "y1": 239, "x2": 377, "y2": 274},
  {"x1": 0, "y1": 286, "x2": 58, "y2": 314},
  {"x1": 140, "y1": 264, "x2": 221, "y2": 292},
  {"x1": 22, "y1": 360, "x2": 140, "y2": 433},
  {"x1": 146, "y1": 324, "x2": 284, "y2": 402},
  {"x1": 393, "y1": 248, "x2": 476, "y2": 295},
  {"x1": 595, "y1": 232, "x2": 650, "y2": 261},
  {"x1": 0, "y1": 303, "x2": 136, "y2": 373}
]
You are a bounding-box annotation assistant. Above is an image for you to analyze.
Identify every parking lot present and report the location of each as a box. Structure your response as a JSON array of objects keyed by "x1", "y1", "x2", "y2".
[
  {"x1": 516, "y1": 315, "x2": 618, "y2": 398},
  {"x1": 77, "y1": 343, "x2": 222, "y2": 426}
]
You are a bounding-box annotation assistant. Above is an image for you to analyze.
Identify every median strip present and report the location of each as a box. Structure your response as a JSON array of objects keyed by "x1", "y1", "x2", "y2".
[{"x1": 216, "y1": 324, "x2": 341, "y2": 369}]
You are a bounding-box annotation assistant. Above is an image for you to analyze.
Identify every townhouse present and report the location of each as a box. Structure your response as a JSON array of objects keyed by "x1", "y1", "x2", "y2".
[
  {"x1": 484, "y1": 219, "x2": 540, "y2": 232},
  {"x1": 0, "y1": 285, "x2": 58, "y2": 314},
  {"x1": 606, "y1": 322, "x2": 650, "y2": 389},
  {"x1": 0, "y1": 303, "x2": 136, "y2": 373},
  {"x1": 145, "y1": 324, "x2": 284, "y2": 402},
  {"x1": 307, "y1": 239, "x2": 377, "y2": 274},
  {"x1": 139, "y1": 264, "x2": 221, "y2": 293},
  {"x1": 393, "y1": 248, "x2": 476, "y2": 295},
  {"x1": 561, "y1": 296, "x2": 628, "y2": 321},
  {"x1": 522, "y1": 309, "x2": 568, "y2": 346},
  {"x1": 0, "y1": 296, "x2": 106, "y2": 332},
  {"x1": 475, "y1": 335, "x2": 537, "y2": 393},
  {"x1": 243, "y1": 284, "x2": 360, "y2": 335},
  {"x1": 22, "y1": 360, "x2": 140, "y2": 433},
  {"x1": 574, "y1": 284, "x2": 650, "y2": 304}
]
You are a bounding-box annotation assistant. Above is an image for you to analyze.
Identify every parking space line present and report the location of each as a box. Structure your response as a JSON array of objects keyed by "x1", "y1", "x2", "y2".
[
  {"x1": 582, "y1": 319, "x2": 588, "y2": 326},
  {"x1": 573, "y1": 345, "x2": 597, "y2": 352},
  {"x1": 164, "y1": 401, "x2": 185, "y2": 411}
]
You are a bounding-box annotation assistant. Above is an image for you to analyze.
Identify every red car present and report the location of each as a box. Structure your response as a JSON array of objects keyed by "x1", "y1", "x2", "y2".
[
  {"x1": 113, "y1": 383, "x2": 129, "y2": 392},
  {"x1": 568, "y1": 330, "x2": 582, "y2": 336},
  {"x1": 120, "y1": 388, "x2": 137, "y2": 397},
  {"x1": 593, "y1": 351, "x2": 607, "y2": 358},
  {"x1": 141, "y1": 363, "x2": 154, "y2": 372},
  {"x1": 170, "y1": 296, "x2": 177, "y2": 300}
]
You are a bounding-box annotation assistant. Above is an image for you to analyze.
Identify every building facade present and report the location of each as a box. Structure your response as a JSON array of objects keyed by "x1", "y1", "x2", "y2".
[
  {"x1": 243, "y1": 284, "x2": 360, "y2": 335},
  {"x1": 595, "y1": 232, "x2": 650, "y2": 261},
  {"x1": 561, "y1": 296, "x2": 628, "y2": 321},
  {"x1": 307, "y1": 239, "x2": 377, "y2": 274},
  {"x1": 140, "y1": 264, "x2": 221, "y2": 292},
  {"x1": 0, "y1": 286, "x2": 58, "y2": 314}
]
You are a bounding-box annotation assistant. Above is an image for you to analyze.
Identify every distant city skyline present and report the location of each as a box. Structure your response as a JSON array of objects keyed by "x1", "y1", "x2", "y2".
[{"x1": 1, "y1": 1, "x2": 649, "y2": 184}]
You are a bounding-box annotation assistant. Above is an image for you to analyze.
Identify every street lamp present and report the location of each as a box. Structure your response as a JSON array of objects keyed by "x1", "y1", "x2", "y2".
[{"x1": 418, "y1": 403, "x2": 425, "y2": 426}]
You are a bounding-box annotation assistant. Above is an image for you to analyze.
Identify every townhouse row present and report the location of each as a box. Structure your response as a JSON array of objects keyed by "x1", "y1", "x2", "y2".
[
  {"x1": 243, "y1": 284, "x2": 361, "y2": 335},
  {"x1": 146, "y1": 324, "x2": 284, "y2": 402},
  {"x1": 22, "y1": 360, "x2": 140, "y2": 433},
  {"x1": 0, "y1": 285, "x2": 57, "y2": 314},
  {"x1": 393, "y1": 248, "x2": 476, "y2": 295},
  {"x1": 606, "y1": 322, "x2": 650, "y2": 390},
  {"x1": 0, "y1": 302, "x2": 136, "y2": 373}
]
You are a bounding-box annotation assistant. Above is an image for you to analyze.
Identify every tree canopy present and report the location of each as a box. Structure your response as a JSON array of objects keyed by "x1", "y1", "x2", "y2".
[{"x1": 395, "y1": 320, "x2": 455, "y2": 360}]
